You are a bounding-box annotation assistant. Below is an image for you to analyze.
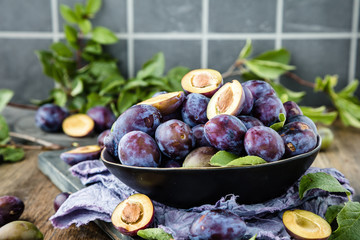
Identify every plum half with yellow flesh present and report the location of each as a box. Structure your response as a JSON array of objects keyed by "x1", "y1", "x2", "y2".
[
  {"x1": 112, "y1": 194, "x2": 154, "y2": 236},
  {"x1": 137, "y1": 91, "x2": 185, "y2": 115},
  {"x1": 282, "y1": 209, "x2": 331, "y2": 240},
  {"x1": 206, "y1": 80, "x2": 245, "y2": 120},
  {"x1": 62, "y1": 114, "x2": 95, "y2": 137},
  {"x1": 181, "y1": 69, "x2": 223, "y2": 97},
  {"x1": 60, "y1": 145, "x2": 102, "y2": 165}
]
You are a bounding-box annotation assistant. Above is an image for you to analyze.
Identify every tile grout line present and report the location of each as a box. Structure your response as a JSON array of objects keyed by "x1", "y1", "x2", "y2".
[
  {"x1": 349, "y1": 0, "x2": 359, "y2": 83},
  {"x1": 0, "y1": 32, "x2": 356, "y2": 40},
  {"x1": 51, "y1": 0, "x2": 59, "y2": 42},
  {"x1": 274, "y1": 0, "x2": 284, "y2": 84},
  {"x1": 275, "y1": 0, "x2": 283, "y2": 50},
  {"x1": 127, "y1": 0, "x2": 134, "y2": 79},
  {"x1": 201, "y1": 0, "x2": 209, "y2": 69}
]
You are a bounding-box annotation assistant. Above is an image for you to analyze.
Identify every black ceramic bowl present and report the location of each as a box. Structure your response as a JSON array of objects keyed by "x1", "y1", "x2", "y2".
[{"x1": 101, "y1": 136, "x2": 321, "y2": 209}]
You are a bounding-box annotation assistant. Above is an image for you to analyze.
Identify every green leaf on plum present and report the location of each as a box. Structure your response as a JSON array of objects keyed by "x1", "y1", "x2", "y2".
[
  {"x1": 137, "y1": 228, "x2": 173, "y2": 240},
  {"x1": 238, "y1": 39, "x2": 252, "y2": 59},
  {"x1": 0, "y1": 147, "x2": 25, "y2": 162},
  {"x1": 209, "y1": 151, "x2": 239, "y2": 167},
  {"x1": 329, "y1": 201, "x2": 360, "y2": 240},
  {"x1": 299, "y1": 172, "x2": 351, "y2": 200},
  {"x1": 270, "y1": 113, "x2": 286, "y2": 131},
  {"x1": 0, "y1": 89, "x2": 14, "y2": 112},
  {"x1": 92, "y1": 26, "x2": 118, "y2": 44},
  {"x1": 226, "y1": 156, "x2": 266, "y2": 167}
]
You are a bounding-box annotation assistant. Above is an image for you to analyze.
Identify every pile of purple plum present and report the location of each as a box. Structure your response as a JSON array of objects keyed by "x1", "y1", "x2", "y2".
[{"x1": 104, "y1": 69, "x2": 318, "y2": 168}]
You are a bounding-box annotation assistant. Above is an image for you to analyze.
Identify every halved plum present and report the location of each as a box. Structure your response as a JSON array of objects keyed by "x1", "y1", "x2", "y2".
[
  {"x1": 60, "y1": 145, "x2": 101, "y2": 165},
  {"x1": 112, "y1": 193, "x2": 154, "y2": 236},
  {"x1": 283, "y1": 209, "x2": 331, "y2": 240},
  {"x1": 62, "y1": 114, "x2": 95, "y2": 137},
  {"x1": 207, "y1": 80, "x2": 245, "y2": 120},
  {"x1": 137, "y1": 91, "x2": 185, "y2": 115},
  {"x1": 181, "y1": 69, "x2": 223, "y2": 97},
  {"x1": 182, "y1": 147, "x2": 218, "y2": 168}
]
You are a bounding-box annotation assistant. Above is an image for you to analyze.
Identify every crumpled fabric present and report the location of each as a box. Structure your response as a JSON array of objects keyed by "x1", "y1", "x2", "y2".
[{"x1": 50, "y1": 160, "x2": 354, "y2": 240}]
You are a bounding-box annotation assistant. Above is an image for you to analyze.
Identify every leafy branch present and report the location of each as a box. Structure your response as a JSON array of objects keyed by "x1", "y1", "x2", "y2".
[
  {"x1": 35, "y1": 0, "x2": 189, "y2": 116},
  {"x1": 222, "y1": 39, "x2": 360, "y2": 128}
]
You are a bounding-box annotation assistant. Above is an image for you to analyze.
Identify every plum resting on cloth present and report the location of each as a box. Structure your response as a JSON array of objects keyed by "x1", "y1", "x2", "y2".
[{"x1": 50, "y1": 160, "x2": 353, "y2": 240}]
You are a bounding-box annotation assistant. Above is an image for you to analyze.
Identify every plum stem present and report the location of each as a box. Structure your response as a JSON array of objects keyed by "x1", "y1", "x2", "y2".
[
  {"x1": 7, "y1": 102, "x2": 39, "y2": 110},
  {"x1": 9, "y1": 132, "x2": 64, "y2": 150}
]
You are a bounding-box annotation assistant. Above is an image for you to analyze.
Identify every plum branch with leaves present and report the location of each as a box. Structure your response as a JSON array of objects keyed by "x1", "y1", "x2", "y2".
[
  {"x1": 222, "y1": 39, "x2": 360, "y2": 128},
  {"x1": 35, "y1": 0, "x2": 188, "y2": 117}
]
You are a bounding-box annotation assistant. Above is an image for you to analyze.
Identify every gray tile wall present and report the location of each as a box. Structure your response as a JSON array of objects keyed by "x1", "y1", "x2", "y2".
[{"x1": 0, "y1": 0, "x2": 359, "y2": 106}]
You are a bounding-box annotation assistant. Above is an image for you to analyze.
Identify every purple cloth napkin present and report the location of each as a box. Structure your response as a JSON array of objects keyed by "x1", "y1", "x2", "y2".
[{"x1": 50, "y1": 160, "x2": 354, "y2": 240}]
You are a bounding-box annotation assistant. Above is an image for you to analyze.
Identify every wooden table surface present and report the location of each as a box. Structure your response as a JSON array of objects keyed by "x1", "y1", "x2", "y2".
[{"x1": 0, "y1": 107, "x2": 359, "y2": 239}]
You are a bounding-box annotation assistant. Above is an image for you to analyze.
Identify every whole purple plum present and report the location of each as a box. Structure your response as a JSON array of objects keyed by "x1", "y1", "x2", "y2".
[
  {"x1": 237, "y1": 115, "x2": 264, "y2": 130},
  {"x1": 190, "y1": 209, "x2": 246, "y2": 240},
  {"x1": 283, "y1": 101, "x2": 303, "y2": 119},
  {"x1": 119, "y1": 131, "x2": 161, "y2": 167},
  {"x1": 204, "y1": 114, "x2": 247, "y2": 154},
  {"x1": 182, "y1": 93, "x2": 210, "y2": 127},
  {"x1": 155, "y1": 120, "x2": 195, "y2": 160},
  {"x1": 54, "y1": 192, "x2": 70, "y2": 212},
  {"x1": 0, "y1": 196, "x2": 24, "y2": 227},
  {"x1": 87, "y1": 106, "x2": 116, "y2": 133},
  {"x1": 244, "y1": 126, "x2": 285, "y2": 162},
  {"x1": 192, "y1": 124, "x2": 212, "y2": 147},
  {"x1": 287, "y1": 115, "x2": 318, "y2": 134},
  {"x1": 252, "y1": 95, "x2": 286, "y2": 126},
  {"x1": 239, "y1": 85, "x2": 254, "y2": 115},
  {"x1": 105, "y1": 104, "x2": 162, "y2": 157},
  {"x1": 279, "y1": 122, "x2": 317, "y2": 158},
  {"x1": 162, "y1": 110, "x2": 183, "y2": 122},
  {"x1": 35, "y1": 103, "x2": 69, "y2": 132},
  {"x1": 242, "y1": 80, "x2": 276, "y2": 100},
  {"x1": 97, "y1": 129, "x2": 110, "y2": 148}
]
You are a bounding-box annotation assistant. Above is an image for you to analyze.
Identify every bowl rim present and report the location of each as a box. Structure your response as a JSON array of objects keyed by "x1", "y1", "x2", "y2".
[{"x1": 101, "y1": 135, "x2": 321, "y2": 171}]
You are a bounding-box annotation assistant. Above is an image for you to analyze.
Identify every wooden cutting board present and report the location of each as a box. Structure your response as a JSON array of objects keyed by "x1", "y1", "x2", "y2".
[{"x1": 38, "y1": 150, "x2": 134, "y2": 240}]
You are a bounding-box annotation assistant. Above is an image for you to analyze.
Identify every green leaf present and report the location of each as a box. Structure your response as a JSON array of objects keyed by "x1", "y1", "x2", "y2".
[
  {"x1": 0, "y1": 147, "x2": 25, "y2": 162},
  {"x1": 92, "y1": 26, "x2": 118, "y2": 44},
  {"x1": 50, "y1": 89, "x2": 67, "y2": 107},
  {"x1": 298, "y1": 172, "x2": 351, "y2": 200},
  {"x1": 300, "y1": 106, "x2": 338, "y2": 126},
  {"x1": 117, "y1": 91, "x2": 138, "y2": 114},
  {"x1": 50, "y1": 42, "x2": 73, "y2": 58},
  {"x1": 269, "y1": 81, "x2": 306, "y2": 103},
  {"x1": 74, "y1": 3, "x2": 85, "y2": 19},
  {"x1": 0, "y1": 115, "x2": 9, "y2": 144},
  {"x1": 249, "y1": 234, "x2": 257, "y2": 240},
  {"x1": 329, "y1": 201, "x2": 360, "y2": 240},
  {"x1": 0, "y1": 89, "x2": 14, "y2": 112},
  {"x1": 99, "y1": 76, "x2": 125, "y2": 95},
  {"x1": 245, "y1": 59, "x2": 295, "y2": 80},
  {"x1": 85, "y1": 0, "x2": 102, "y2": 15},
  {"x1": 210, "y1": 151, "x2": 239, "y2": 167},
  {"x1": 84, "y1": 40, "x2": 102, "y2": 55},
  {"x1": 238, "y1": 39, "x2": 252, "y2": 59},
  {"x1": 60, "y1": 4, "x2": 78, "y2": 24},
  {"x1": 64, "y1": 25, "x2": 78, "y2": 44},
  {"x1": 137, "y1": 52, "x2": 165, "y2": 79},
  {"x1": 79, "y1": 19, "x2": 92, "y2": 35},
  {"x1": 71, "y1": 78, "x2": 84, "y2": 96},
  {"x1": 137, "y1": 228, "x2": 173, "y2": 240},
  {"x1": 270, "y1": 113, "x2": 286, "y2": 131},
  {"x1": 226, "y1": 156, "x2": 267, "y2": 167},
  {"x1": 35, "y1": 50, "x2": 56, "y2": 79},
  {"x1": 326, "y1": 204, "x2": 344, "y2": 225},
  {"x1": 166, "y1": 66, "x2": 189, "y2": 91},
  {"x1": 68, "y1": 96, "x2": 86, "y2": 112},
  {"x1": 86, "y1": 93, "x2": 112, "y2": 111},
  {"x1": 338, "y1": 80, "x2": 359, "y2": 98},
  {"x1": 122, "y1": 79, "x2": 149, "y2": 91},
  {"x1": 253, "y1": 48, "x2": 291, "y2": 65},
  {"x1": 89, "y1": 60, "x2": 118, "y2": 76}
]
